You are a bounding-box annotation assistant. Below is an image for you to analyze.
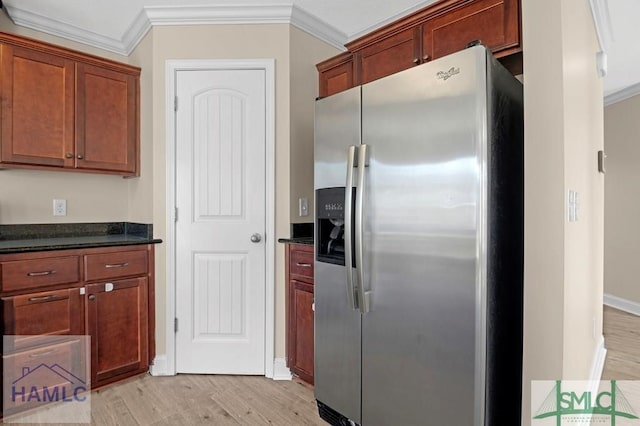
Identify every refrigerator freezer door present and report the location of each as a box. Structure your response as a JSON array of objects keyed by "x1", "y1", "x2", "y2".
[
  {"x1": 314, "y1": 87, "x2": 362, "y2": 424},
  {"x1": 314, "y1": 87, "x2": 361, "y2": 190},
  {"x1": 360, "y1": 47, "x2": 488, "y2": 425}
]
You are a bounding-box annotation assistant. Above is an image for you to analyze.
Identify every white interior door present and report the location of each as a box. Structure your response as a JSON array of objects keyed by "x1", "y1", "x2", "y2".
[{"x1": 175, "y1": 68, "x2": 266, "y2": 374}]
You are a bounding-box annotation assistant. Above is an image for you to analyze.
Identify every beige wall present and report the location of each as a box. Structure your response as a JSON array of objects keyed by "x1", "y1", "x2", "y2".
[
  {"x1": 128, "y1": 31, "x2": 155, "y2": 224},
  {"x1": 521, "y1": 0, "x2": 604, "y2": 422},
  {"x1": 0, "y1": 12, "x2": 135, "y2": 224},
  {"x1": 604, "y1": 94, "x2": 640, "y2": 304},
  {"x1": 148, "y1": 24, "x2": 302, "y2": 360},
  {"x1": 289, "y1": 27, "x2": 340, "y2": 223},
  {"x1": 0, "y1": 11, "x2": 339, "y2": 365},
  {"x1": 148, "y1": 24, "x2": 338, "y2": 361}
]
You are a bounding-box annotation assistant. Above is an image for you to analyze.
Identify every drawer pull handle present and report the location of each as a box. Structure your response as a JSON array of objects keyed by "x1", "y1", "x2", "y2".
[
  {"x1": 29, "y1": 349, "x2": 56, "y2": 358},
  {"x1": 105, "y1": 262, "x2": 129, "y2": 268},
  {"x1": 27, "y1": 270, "x2": 56, "y2": 277},
  {"x1": 296, "y1": 263, "x2": 312, "y2": 268},
  {"x1": 28, "y1": 295, "x2": 58, "y2": 302}
]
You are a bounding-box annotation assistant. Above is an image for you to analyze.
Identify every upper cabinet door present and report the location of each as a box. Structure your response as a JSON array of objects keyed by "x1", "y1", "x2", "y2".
[
  {"x1": 317, "y1": 52, "x2": 355, "y2": 98},
  {"x1": 76, "y1": 63, "x2": 138, "y2": 175},
  {"x1": 0, "y1": 44, "x2": 75, "y2": 167},
  {"x1": 359, "y1": 27, "x2": 421, "y2": 85},
  {"x1": 422, "y1": 0, "x2": 520, "y2": 61}
]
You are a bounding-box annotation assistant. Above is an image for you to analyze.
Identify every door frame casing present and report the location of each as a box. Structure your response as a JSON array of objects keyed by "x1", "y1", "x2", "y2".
[{"x1": 163, "y1": 59, "x2": 275, "y2": 377}]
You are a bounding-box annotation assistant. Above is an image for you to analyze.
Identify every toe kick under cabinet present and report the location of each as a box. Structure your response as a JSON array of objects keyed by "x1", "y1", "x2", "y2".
[{"x1": 0, "y1": 244, "x2": 155, "y2": 392}]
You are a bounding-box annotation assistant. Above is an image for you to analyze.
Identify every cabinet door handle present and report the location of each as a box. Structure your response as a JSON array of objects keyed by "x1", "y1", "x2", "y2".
[
  {"x1": 77, "y1": 154, "x2": 84, "y2": 160},
  {"x1": 423, "y1": 54, "x2": 429, "y2": 62},
  {"x1": 296, "y1": 262, "x2": 312, "y2": 268},
  {"x1": 28, "y1": 294, "x2": 58, "y2": 302},
  {"x1": 27, "y1": 270, "x2": 56, "y2": 277},
  {"x1": 65, "y1": 153, "x2": 74, "y2": 159},
  {"x1": 88, "y1": 294, "x2": 96, "y2": 301},
  {"x1": 105, "y1": 262, "x2": 129, "y2": 268},
  {"x1": 412, "y1": 57, "x2": 420, "y2": 64},
  {"x1": 29, "y1": 349, "x2": 57, "y2": 358}
]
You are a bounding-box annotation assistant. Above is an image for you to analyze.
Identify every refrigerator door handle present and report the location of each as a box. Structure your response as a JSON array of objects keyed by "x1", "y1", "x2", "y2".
[
  {"x1": 344, "y1": 145, "x2": 359, "y2": 310},
  {"x1": 355, "y1": 143, "x2": 370, "y2": 314}
]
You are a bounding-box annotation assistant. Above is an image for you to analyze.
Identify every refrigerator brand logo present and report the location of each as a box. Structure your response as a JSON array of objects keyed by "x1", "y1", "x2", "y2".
[
  {"x1": 436, "y1": 67, "x2": 460, "y2": 81},
  {"x1": 532, "y1": 380, "x2": 640, "y2": 425}
]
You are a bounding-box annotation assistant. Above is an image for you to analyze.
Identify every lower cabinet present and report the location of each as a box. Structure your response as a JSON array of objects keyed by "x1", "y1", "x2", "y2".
[
  {"x1": 0, "y1": 244, "x2": 155, "y2": 411},
  {"x1": 86, "y1": 277, "x2": 148, "y2": 387},
  {"x1": 285, "y1": 243, "x2": 315, "y2": 384}
]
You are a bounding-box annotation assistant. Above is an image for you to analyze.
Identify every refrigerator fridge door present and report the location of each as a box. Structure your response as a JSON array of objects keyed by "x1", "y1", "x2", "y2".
[
  {"x1": 314, "y1": 87, "x2": 362, "y2": 424},
  {"x1": 360, "y1": 46, "x2": 488, "y2": 425}
]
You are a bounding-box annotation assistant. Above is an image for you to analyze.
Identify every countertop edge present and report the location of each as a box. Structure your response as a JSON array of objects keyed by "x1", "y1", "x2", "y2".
[
  {"x1": 0, "y1": 238, "x2": 163, "y2": 255},
  {"x1": 277, "y1": 238, "x2": 314, "y2": 246}
]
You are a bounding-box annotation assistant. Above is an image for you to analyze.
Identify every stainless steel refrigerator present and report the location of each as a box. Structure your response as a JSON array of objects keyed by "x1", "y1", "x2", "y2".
[{"x1": 313, "y1": 45, "x2": 523, "y2": 426}]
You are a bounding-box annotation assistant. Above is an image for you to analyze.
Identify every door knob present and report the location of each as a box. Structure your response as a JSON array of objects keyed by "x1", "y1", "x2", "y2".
[{"x1": 250, "y1": 233, "x2": 262, "y2": 243}]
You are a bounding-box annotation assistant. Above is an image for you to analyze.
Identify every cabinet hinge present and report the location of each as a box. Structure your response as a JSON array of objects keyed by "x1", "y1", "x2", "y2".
[
  {"x1": 174, "y1": 318, "x2": 178, "y2": 333},
  {"x1": 174, "y1": 96, "x2": 178, "y2": 111},
  {"x1": 174, "y1": 207, "x2": 178, "y2": 222}
]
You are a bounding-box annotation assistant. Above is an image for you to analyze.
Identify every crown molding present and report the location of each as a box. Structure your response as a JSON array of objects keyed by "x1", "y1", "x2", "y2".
[
  {"x1": 290, "y1": 5, "x2": 347, "y2": 51},
  {"x1": 604, "y1": 82, "x2": 640, "y2": 106},
  {"x1": 588, "y1": 0, "x2": 613, "y2": 51},
  {"x1": 348, "y1": 0, "x2": 435, "y2": 42},
  {"x1": 3, "y1": 3, "x2": 130, "y2": 55},
  {"x1": 3, "y1": 3, "x2": 347, "y2": 55}
]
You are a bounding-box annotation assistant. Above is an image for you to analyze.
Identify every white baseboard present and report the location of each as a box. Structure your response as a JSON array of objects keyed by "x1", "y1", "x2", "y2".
[
  {"x1": 150, "y1": 355, "x2": 291, "y2": 379},
  {"x1": 271, "y1": 358, "x2": 292, "y2": 381},
  {"x1": 604, "y1": 293, "x2": 640, "y2": 316},
  {"x1": 589, "y1": 335, "x2": 607, "y2": 382},
  {"x1": 149, "y1": 355, "x2": 172, "y2": 376}
]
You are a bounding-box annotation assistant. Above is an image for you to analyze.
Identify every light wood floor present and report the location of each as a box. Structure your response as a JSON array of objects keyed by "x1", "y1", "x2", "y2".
[
  {"x1": 602, "y1": 305, "x2": 640, "y2": 380},
  {"x1": 9, "y1": 306, "x2": 636, "y2": 425},
  {"x1": 85, "y1": 374, "x2": 327, "y2": 425}
]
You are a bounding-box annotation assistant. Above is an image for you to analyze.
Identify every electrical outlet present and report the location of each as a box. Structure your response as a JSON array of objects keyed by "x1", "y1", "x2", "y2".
[{"x1": 53, "y1": 199, "x2": 67, "y2": 216}]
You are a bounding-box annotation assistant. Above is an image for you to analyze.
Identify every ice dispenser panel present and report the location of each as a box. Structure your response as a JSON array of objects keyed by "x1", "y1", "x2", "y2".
[{"x1": 316, "y1": 187, "x2": 354, "y2": 266}]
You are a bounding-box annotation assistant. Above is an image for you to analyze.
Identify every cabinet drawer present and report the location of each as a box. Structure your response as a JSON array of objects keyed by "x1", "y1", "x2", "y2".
[
  {"x1": 290, "y1": 248, "x2": 314, "y2": 279},
  {"x1": 2, "y1": 288, "x2": 84, "y2": 338},
  {"x1": 84, "y1": 250, "x2": 148, "y2": 281},
  {"x1": 0, "y1": 256, "x2": 80, "y2": 292}
]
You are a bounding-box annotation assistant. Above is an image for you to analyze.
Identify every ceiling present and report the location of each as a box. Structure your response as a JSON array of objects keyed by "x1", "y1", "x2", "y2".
[{"x1": 1, "y1": 0, "x2": 638, "y2": 102}]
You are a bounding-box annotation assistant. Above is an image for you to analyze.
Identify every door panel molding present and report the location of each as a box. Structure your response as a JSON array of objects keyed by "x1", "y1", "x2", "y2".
[{"x1": 163, "y1": 59, "x2": 275, "y2": 377}]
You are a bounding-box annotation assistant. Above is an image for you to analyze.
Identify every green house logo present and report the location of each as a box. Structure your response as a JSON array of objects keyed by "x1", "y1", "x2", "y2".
[{"x1": 533, "y1": 380, "x2": 639, "y2": 425}]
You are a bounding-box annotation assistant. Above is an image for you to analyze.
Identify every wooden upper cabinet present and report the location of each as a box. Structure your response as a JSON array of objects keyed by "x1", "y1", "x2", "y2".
[
  {"x1": 422, "y1": 0, "x2": 520, "y2": 61},
  {"x1": 76, "y1": 63, "x2": 138, "y2": 174},
  {"x1": 357, "y1": 27, "x2": 421, "y2": 85},
  {"x1": 0, "y1": 44, "x2": 75, "y2": 167},
  {"x1": 317, "y1": 52, "x2": 355, "y2": 98},
  {"x1": 0, "y1": 32, "x2": 140, "y2": 176},
  {"x1": 318, "y1": 0, "x2": 522, "y2": 97}
]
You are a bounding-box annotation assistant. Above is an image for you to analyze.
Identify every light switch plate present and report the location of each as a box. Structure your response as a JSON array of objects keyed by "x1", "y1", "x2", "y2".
[{"x1": 299, "y1": 198, "x2": 309, "y2": 217}]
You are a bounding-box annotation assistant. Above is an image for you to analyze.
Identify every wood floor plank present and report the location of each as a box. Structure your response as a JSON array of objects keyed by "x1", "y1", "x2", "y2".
[{"x1": 603, "y1": 305, "x2": 640, "y2": 380}]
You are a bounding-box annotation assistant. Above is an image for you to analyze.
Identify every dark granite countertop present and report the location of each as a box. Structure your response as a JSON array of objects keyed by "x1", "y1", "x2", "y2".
[
  {"x1": 278, "y1": 223, "x2": 313, "y2": 246},
  {"x1": 0, "y1": 222, "x2": 161, "y2": 254},
  {"x1": 277, "y1": 237, "x2": 314, "y2": 246}
]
